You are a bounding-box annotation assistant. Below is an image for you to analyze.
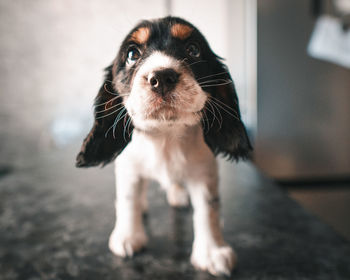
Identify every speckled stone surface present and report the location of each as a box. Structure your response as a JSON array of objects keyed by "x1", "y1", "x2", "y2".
[{"x1": 1, "y1": 145, "x2": 349, "y2": 280}]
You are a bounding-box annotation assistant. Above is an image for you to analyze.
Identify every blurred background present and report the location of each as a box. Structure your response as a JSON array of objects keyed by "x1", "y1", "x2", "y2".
[
  {"x1": 0, "y1": 0, "x2": 349, "y2": 240},
  {"x1": 256, "y1": 0, "x2": 350, "y2": 240}
]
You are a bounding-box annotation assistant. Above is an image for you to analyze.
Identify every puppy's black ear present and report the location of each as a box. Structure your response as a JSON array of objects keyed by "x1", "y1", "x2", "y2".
[
  {"x1": 76, "y1": 65, "x2": 133, "y2": 167},
  {"x1": 202, "y1": 60, "x2": 253, "y2": 160}
]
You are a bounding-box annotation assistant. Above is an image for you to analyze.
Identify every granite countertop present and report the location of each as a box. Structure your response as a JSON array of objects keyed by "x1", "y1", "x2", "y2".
[{"x1": 0, "y1": 145, "x2": 349, "y2": 280}]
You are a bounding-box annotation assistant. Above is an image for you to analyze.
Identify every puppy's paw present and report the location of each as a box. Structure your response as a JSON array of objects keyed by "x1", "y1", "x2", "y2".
[
  {"x1": 166, "y1": 184, "x2": 189, "y2": 208},
  {"x1": 191, "y1": 244, "x2": 237, "y2": 276},
  {"x1": 108, "y1": 228, "x2": 148, "y2": 258}
]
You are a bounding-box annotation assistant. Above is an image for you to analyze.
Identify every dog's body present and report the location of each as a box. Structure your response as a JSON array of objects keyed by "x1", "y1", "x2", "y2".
[{"x1": 76, "y1": 17, "x2": 252, "y2": 276}]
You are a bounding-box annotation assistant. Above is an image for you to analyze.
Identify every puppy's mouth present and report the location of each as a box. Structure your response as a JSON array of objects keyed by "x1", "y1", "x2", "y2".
[
  {"x1": 144, "y1": 96, "x2": 181, "y2": 121},
  {"x1": 130, "y1": 92, "x2": 201, "y2": 124}
]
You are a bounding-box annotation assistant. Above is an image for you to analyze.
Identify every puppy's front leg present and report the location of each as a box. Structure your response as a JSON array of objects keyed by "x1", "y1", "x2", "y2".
[
  {"x1": 109, "y1": 161, "x2": 148, "y2": 257},
  {"x1": 188, "y1": 169, "x2": 237, "y2": 276}
]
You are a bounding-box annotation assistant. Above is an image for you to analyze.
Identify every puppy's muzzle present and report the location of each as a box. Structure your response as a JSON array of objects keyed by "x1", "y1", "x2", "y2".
[{"x1": 148, "y1": 68, "x2": 180, "y2": 97}]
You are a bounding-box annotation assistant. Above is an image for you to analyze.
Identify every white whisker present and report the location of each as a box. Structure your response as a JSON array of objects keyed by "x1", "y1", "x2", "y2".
[
  {"x1": 198, "y1": 79, "x2": 229, "y2": 85},
  {"x1": 206, "y1": 99, "x2": 223, "y2": 130},
  {"x1": 104, "y1": 108, "x2": 126, "y2": 138},
  {"x1": 96, "y1": 106, "x2": 124, "y2": 120},
  {"x1": 94, "y1": 96, "x2": 121, "y2": 108},
  {"x1": 95, "y1": 102, "x2": 124, "y2": 114},
  {"x1": 197, "y1": 71, "x2": 229, "y2": 81},
  {"x1": 200, "y1": 81, "x2": 233, "y2": 88},
  {"x1": 209, "y1": 95, "x2": 239, "y2": 113},
  {"x1": 209, "y1": 97, "x2": 239, "y2": 121}
]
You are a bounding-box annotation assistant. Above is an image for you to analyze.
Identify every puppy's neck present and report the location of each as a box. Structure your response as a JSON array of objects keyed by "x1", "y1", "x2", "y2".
[
  {"x1": 134, "y1": 123, "x2": 202, "y2": 142},
  {"x1": 133, "y1": 123, "x2": 205, "y2": 165}
]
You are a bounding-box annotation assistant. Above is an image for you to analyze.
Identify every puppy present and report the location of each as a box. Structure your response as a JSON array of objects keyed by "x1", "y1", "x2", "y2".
[{"x1": 76, "y1": 16, "x2": 252, "y2": 276}]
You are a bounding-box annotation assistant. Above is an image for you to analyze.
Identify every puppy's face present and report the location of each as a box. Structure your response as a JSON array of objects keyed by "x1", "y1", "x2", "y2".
[
  {"x1": 112, "y1": 19, "x2": 216, "y2": 130},
  {"x1": 76, "y1": 17, "x2": 252, "y2": 168}
]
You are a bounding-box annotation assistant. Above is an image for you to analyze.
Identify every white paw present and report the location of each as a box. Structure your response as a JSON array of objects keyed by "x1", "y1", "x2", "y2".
[
  {"x1": 108, "y1": 228, "x2": 148, "y2": 258},
  {"x1": 191, "y1": 244, "x2": 237, "y2": 276},
  {"x1": 166, "y1": 184, "x2": 189, "y2": 208}
]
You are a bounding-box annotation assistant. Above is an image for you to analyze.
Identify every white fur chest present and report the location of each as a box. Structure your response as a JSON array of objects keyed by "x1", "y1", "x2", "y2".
[
  {"x1": 134, "y1": 128, "x2": 188, "y2": 188},
  {"x1": 115, "y1": 124, "x2": 211, "y2": 189}
]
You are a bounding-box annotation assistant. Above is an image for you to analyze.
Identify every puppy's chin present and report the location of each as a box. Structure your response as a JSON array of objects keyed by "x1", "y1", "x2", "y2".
[{"x1": 131, "y1": 110, "x2": 202, "y2": 132}]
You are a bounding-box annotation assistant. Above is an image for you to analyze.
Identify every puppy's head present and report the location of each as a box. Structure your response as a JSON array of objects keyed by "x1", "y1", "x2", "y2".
[{"x1": 76, "y1": 16, "x2": 252, "y2": 167}]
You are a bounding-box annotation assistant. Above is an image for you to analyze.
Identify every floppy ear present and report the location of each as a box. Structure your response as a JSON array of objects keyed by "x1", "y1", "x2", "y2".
[
  {"x1": 202, "y1": 60, "x2": 253, "y2": 160},
  {"x1": 76, "y1": 65, "x2": 133, "y2": 167}
]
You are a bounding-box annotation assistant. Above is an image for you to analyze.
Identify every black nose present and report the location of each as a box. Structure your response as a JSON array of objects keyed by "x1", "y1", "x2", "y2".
[{"x1": 149, "y1": 69, "x2": 179, "y2": 96}]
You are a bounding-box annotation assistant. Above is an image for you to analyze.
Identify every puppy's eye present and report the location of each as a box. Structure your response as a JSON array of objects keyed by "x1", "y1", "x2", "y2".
[
  {"x1": 186, "y1": 43, "x2": 200, "y2": 58},
  {"x1": 126, "y1": 46, "x2": 141, "y2": 64}
]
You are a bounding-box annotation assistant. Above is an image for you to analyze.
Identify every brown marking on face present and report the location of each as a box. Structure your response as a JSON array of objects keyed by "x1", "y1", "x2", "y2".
[
  {"x1": 171, "y1": 23, "x2": 193, "y2": 40},
  {"x1": 129, "y1": 27, "x2": 150, "y2": 44}
]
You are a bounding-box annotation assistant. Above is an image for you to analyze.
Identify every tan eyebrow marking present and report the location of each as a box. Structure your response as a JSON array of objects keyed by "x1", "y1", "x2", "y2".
[
  {"x1": 129, "y1": 27, "x2": 150, "y2": 44},
  {"x1": 171, "y1": 23, "x2": 193, "y2": 40}
]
